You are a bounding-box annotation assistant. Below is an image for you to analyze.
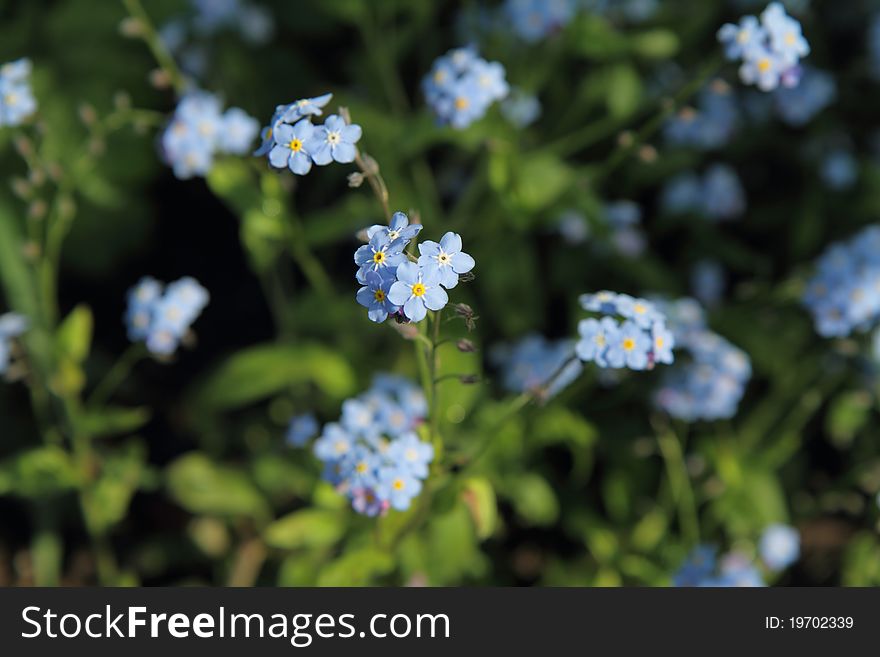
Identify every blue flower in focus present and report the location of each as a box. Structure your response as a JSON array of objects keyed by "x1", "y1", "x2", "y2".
[
  {"x1": 268, "y1": 119, "x2": 315, "y2": 175},
  {"x1": 308, "y1": 114, "x2": 361, "y2": 165},
  {"x1": 492, "y1": 335, "x2": 583, "y2": 397},
  {"x1": 0, "y1": 58, "x2": 37, "y2": 127},
  {"x1": 417, "y1": 232, "x2": 476, "y2": 289},
  {"x1": 0, "y1": 312, "x2": 28, "y2": 376},
  {"x1": 367, "y1": 211, "x2": 422, "y2": 244},
  {"x1": 286, "y1": 413, "x2": 319, "y2": 447},
  {"x1": 356, "y1": 270, "x2": 399, "y2": 323},
  {"x1": 759, "y1": 524, "x2": 800, "y2": 571},
  {"x1": 505, "y1": 0, "x2": 576, "y2": 42},
  {"x1": 354, "y1": 233, "x2": 407, "y2": 283},
  {"x1": 124, "y1": 276, "x2": 209, "y2": 357},
  {"x1": 388, "y1": 262, "x2": 448, "y2": 322},
  {"x1": 279, "y1": 93, "x2": 333, "y2": 123}
]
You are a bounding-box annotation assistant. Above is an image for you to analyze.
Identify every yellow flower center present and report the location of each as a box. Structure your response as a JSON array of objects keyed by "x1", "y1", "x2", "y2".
[
  {"x1": 392, "y1": 478, "x2": 405, "y2": 491},
  {"x1": 594, "y1": 334, "x2": 606, "y2": 347},
  {"x1": 288, "y1": 138, "x2": 303, "y2": 152},
  {"x1": 355, "y1": 461, "x2": 368, "y2": 474},
  {"x1": 405, "y1": 448, "x2": 418, "y2": 461},
  {"x1": 334, "y1": 440, "x2": 348, "y2": 454},
  {"x1": 785, "y1": 32, "x2": 796, "y2": 46},
  {"x1": 198, "y1": 121, "x2": 213, "y2": 136},
  {"x1": 5, "y1": 93, "x2": 18, "y2": 105},
  {"x1": 374, "y1": 289, "x2": 386, "y2": 302},
  {"x1": 622, "y1": 337, "x2": 636, "y2": 351},
  {"x1": 633, "y1": 303, "x2": 647, "y2": 315},
  {"x1": 454, "y1": 96, "x2": 469, "y2": 110},
  {"x1": 656, "y1": 337, "x2": 664, "y2": 349},
  {"x1": 434, "y1": 69, "x2": 447, "y2": 83},
  {"x1": 373, "y1": 250, "x2": 386, "y2": 264},
  {"x1": 736, "y1": 31, "x2": 749, "y2": 44},
  {"x1": 388, "y1": 230, "x2": 400, "y2": 240},
  {"x1": 411, "y1": 282, "x2": 426, "y2": 297},
  {"x1": 757, "y1": 58, "x2": 771, "y2": 73}
]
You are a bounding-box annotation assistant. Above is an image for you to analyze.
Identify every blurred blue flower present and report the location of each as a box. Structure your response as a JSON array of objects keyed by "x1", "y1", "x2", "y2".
[
  {"x1": 492, "y1": 334, "x2": 583, "y2": 397},
  {"x1": 160, "y1": 90, "x2": 258, "y2": 179},
  {"x1": 673, "y1": 545, "x2": 717, "y2": 586},
  {"x1": 417, "y1": 231, "x2": 475, "y2": 289},
  {"x1": 703, "y1": 164, "x2": 746, "y2": 221},
  {"x1": 286, "y1": 413, "x2": 319, "y2": 447},
  {"x1": 661, "y1": 172, "x2": 702, "y2": 215},
  {"x1": 0, "y1": 312, "x2": 28, "y2": 376},
  {"x1": 308, "y1": 114, "x2": 361, "y2": 165},
  {"x1": 691, "y1": 259, "x2": 725, "y2": 307},
  {"x1": 556, "y1": 210, "x2": 589, "y2": 245},
  {"x1": 575, "y1": 317, "x2": 618, "y2": 368},
  {"x1": 422, "y1": 47, "x2": 508, "y2": 129},
  {"x1": 773, "y1": 67, "x2": 835, "y2": 127},
  {"x1": 820, "y1": 149, "x2": 857, "y2": 191},
  {"x1": 388, "y1": 262, "x2": 448, "y2": 323},
  {"x1": 759, "y1": 524, "x2": 800, "y2": 571},
  {"x1": 675, "y1": 546, "x2": 766, "y2": 587},
  {"x1": 803, "y1": 225, "x2": 880, "y2": 337},
  {"x1": 501, "y1": 88, "x2": 541, "y2": 127},
  {"x1": 0, "y1": 58, "x2": 36, "y2": 127},
  {"x1": 664, "y1": 81, "x2": 738, "y2": 150},
  {"x1": 310, "y1": 376, "x2": 431, "y2": 515},
  {"x1": 124, "y1": 276, "x2": 209, "y2": 357},
  {"x1": 504, "y1": 0, "x2": 576, "y2": 42},
  {"x1": 718, "y1": 2, "x2": 809, "y2": 92},
  {"x1": 653, "y1": 298, "x2": 751, "y2": 421}
]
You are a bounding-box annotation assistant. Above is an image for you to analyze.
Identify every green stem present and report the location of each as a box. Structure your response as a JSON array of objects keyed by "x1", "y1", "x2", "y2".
[
  {"x1": 286, "y1": 211, "x2": 335, "y2": 299},
  {"x1": 654, "y1": 419, "x2": 699, "y2": 547},
  {"x1": 121, "y1": 0, "x2": 187, "y2": 93},
  {"x1": 86, "y1": 343, "x2": 147, "y2": 408},
  {"x1": 428, "y1": 310, "x2": 443, "y2": 458}
]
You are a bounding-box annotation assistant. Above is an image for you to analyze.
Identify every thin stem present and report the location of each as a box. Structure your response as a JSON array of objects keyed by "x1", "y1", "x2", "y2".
[
  {"x1": 428, "y1": 310, "x2": 443, "y2": 458},
  {"x1": 653, "y1": 417, "x2": 699, "y2": 546},
  {"x1": 121, "y1": 0, "x2": 187, "y2": 94},
  {"x1": 354, "y1": 149, "x2": 391, "y2": 219},
  {"x1": 86, "y1": 343, "x2": 147, "y2": 408}
]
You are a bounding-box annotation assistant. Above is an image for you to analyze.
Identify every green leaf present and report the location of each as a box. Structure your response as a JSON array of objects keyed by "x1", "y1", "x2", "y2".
[
  {"x1": 82, "y1": 441, "x2": 149, "y2": 534},
  {"x1": 606, "y1": 64, "x2": 643, "y2": 119},
  {"x1": 460, "y1": 477, "x2": 497, "y2": 540},
  {"x1": 510, "y1": 154, "x2": 574, "y2": 212},
  {"x1": 568, "y1": 15, "x2": 628, "y2": 59},
  {"x1": 317, "y1": 547, "x2": 394, "y2": 586},
  {"x1": 0, "y1": 446, "x2": 78, "y2": 498},
  {"x1": 630, "y1": 30, "x2": 680, "y2": 59},
  {"x1": 166, "y1": 453, "x2": 269, "y2": 519},
  {"x1": 507, "y1": 473, "x2": 559, "y2": 527},
  {"x1": 263, "y1": 509, "x2": 347, "y2": 550},
  {"x1": 190, "y1": 343, "x2": 357, "y2": 411},
  {"x1": 77, "y1": 406, "x2": 151, "y2": 439},
  {"x1": 825, "y1": 391, "x2": 872, "y2": 448},
  {"x1": 56, "y1": 305, "x2": 93, "y2": 364}
]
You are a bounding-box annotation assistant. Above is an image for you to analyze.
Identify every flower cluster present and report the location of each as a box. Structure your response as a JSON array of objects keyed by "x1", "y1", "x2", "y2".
[
  {"x1": 491, "y1": 334, "x2": 583, "y2": 399},
  {"x1": 759, "y1": 524, "x2": 800, "y2": 571},
  {"x1": 652, "y1": 298, "x2": 751, "y2": 421},
  {"x1": 802, "y1": 225, "x2": 880, "y2": 338},
  {"x1": 664, "y1": 80, "x2": 738, "y2": 150},
  {"x1": 355, "y1": 213, "x2": 475, "y2": 324},
  {"x1": 255, "y1": 94, "x2": 362, "y2": 176},
  {"x1": 717, "y1": 2, "x2": 810, "y2": 92},
  {"x1": 504, "y1": 0, "x2": 576, "y2": 42},
  {"x1": 422, "y1": 47, "x2": 509, "y2": 129},
  {"x1": 160, "y1": 90, "x2": 259, "y2": 179},
  {"x1": 674, "y1": 546, "x2": 765, "y2": 587},
  {"x1": 576, "y1": 292, "x2": 674, "y2": 371},
  {"x1": 661, "y1": 164, "x2": 746, "y2": 222},
  {"x1": 125, "y1": 276, "x2": 209, "y2": 356},
  {"x1": 0, "y1": 313, "x2": 28, "y2": 376},
  {"x1": 0, "y1": 59, "x2": 37, "y2": 127},
  {"x1": 310, "y1": 375, "x2": 432, "y2": 516}
]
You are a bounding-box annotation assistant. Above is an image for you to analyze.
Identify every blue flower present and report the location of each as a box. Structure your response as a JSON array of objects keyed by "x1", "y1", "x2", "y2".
[
  {"x1": 664, "y1": 81, "x2": 738, "y2": 150},
  {"x1": 501, "y1": 88, "x2": 541, "y2": 127},
  {"x1": 691, "y1": 259, "x2": 725, "y2": 307},
  {"x1": 219, "y1": 107, "x2": 260, "y2": 155},
  {"x1": 417, "y1": 232, "x2": 475, "y2": 290},
  {"x1": 387, "y1": 433, "x2": 434, "y2": 479},
  {"x1": 702, "y1": 164, "x2": 746, "y2": 221},
  {"x1": 388, "y1": 262, "x2": 448, "y2": 322},
  {"x1": 286, "y1": 413, "x2": 319, "y2": 447},
  {"x1": 739, "y1": 47, "x2": 785, "y2": 91},
  {"x1": 820, "y1": 149, "x2": 857, "y2": 191},
  {"x1": 773, "y1": 67, "x2": 835, "y2": 126},
  {"x1": 575, "y1": 317, "x2": 619, "y2": 368},
  {"x1": 313, "y1": 422, "x2": 355, "y2": 461},
  {"x1": 356, "y1": 270, "x2": 399, "y2": 323},
  {"x1": 268, "y1": 119, "x2": 315, "y2": 175},
  {"x1": 376, "y1": 466, "x2": 422, "y2": 511},
  {"x1": 505, "y1": 0, "x2": 576, "y2": 42},
  {"x1": 604, "y1": 320, "x2": 651, "y2": 370},
  {"x1": 367, "y1": 211, "x2": 422, "y2": 244},
  {"x1": 717, "y1": 15, "x2": 767, "y2": 61},
  {"x1": 124, "y1": 276, "x2": 208, "y2": 356},
  {"x1": 350, "y1": 487, "x2": 388, "y2": 517},
  {"x1": 422, "y1": 48, "x2": 508, "y2": 129},
  {"x1": 759, "y1": 524, "x2": 800, "y2": 571},
  {"x1": 340, "y1": 445, "x2": 381, "y2": 489},
  {"x1": 660, "y1": 172, "x2": 702, "y2": 214},
  {"x1": 354, "y1": 233, "x2": 407, "y2": 283},
  {"x1": 0, "y1": 312, "x2": 28, "y2": 376},
  {"x1": 0, "y1": 58, "x2": 37, "y2": 127},
  {"x1": 761, "y1": 2, "x2": 809, "y2": 64},
  {"x1": 492, "y1": 335, "x2": 582, "y2": 397},
  {"x1": 673, "y1": 545, "x2": 717, "y2": 586},
  {"x1": 278, "y1": 93, "x2": 333, "y2": 123},
  {"x1": 308, "y1": 114, "x2": 361, "y2": 165}
]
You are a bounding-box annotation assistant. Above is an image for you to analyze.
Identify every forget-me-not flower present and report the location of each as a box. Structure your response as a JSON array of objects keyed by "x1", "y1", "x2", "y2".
[
  {"x1": 388, "y1": 262, "x2": 448, "y2": 322},
  {"x1": 417, "y1": 232, "x2": 475, "y2": 289}
]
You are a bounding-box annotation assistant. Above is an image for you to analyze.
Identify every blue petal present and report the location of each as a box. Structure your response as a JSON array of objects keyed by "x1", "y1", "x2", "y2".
[
  {"x1": 404, "y1": 296, "x2": 427, "y2": 322},
  {"x1": 310, "y1": 140, "x2": 333, "y2": 166},
  {"x1": 395, "y1": 261, "x2": 419, "y2": 285},
  {"x1": 342, "y1": 123, "x2": 362, "y2": 143},
  {"x1": 356, "y1": 286, "x2": 375, "y2": 308},
  {"x1": 289, "y1": 151, "x2": 312, "y2": 175},
  {"x1": 268, "y1": 144, "x2": 289, "y2": 169},
  {"x1": 332, "y1": 142, "x2": 357, "y2": 163},
  {"x1": 439, "y1": 232, "x2": 462, "y2": 253},
  {"x1": 423, "y1": 285, "x2": 448, "y2": 311},
  {"x1": 438, "y1": 266, "x2": 459, "y2": 289},
  {"x1": 388, "y1": 281, "x2": 412, "y2": 306},
  {"x1": 451, "y1": 251, "x2": 475, "y2": 274},
  {"x1": 418, "y1": 241, "x2": 441, "y2": 258}
]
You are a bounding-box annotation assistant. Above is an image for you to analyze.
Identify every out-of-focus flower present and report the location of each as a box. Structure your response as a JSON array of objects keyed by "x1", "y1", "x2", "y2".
[
  {"x1": 0, "y1": 58, "x2": 37, "y2": 127},
  {"x1": 773, "y1": 67, "x2": 835, "y2": 127},
  {"x1": 500, "y1": 88, "x2": 541, "y2": 127},
  {"x1": 286, "y1": 413, "x2": 319, "y2": 447},
  {"x1": 820, "y1": 149, "x2": 857, "y2": 191},
  {"x1": 124, "y1": 276, "x2": 209, "y2": 356},
  {"x1": 664, "y1": 81, "x2": 738, "y2": 150},
  {"x1": 691, "y1": 259, "x2": 725, "y2": 307},
  {"x1": 0, "y1": 312, "x2": 28, "y2": 376},
  {"x1": 661, "y1": 165, "x2": 746, "y2": 221},
  {"x1": 759, "y1": 524, "x2": 800, "y2": 571},
  {"x1": 504, "y1": 0, "x2": 576, "y2": 42},
  {"x1": 491, "y1": 334, "x2": 583, "y2": 398}
]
